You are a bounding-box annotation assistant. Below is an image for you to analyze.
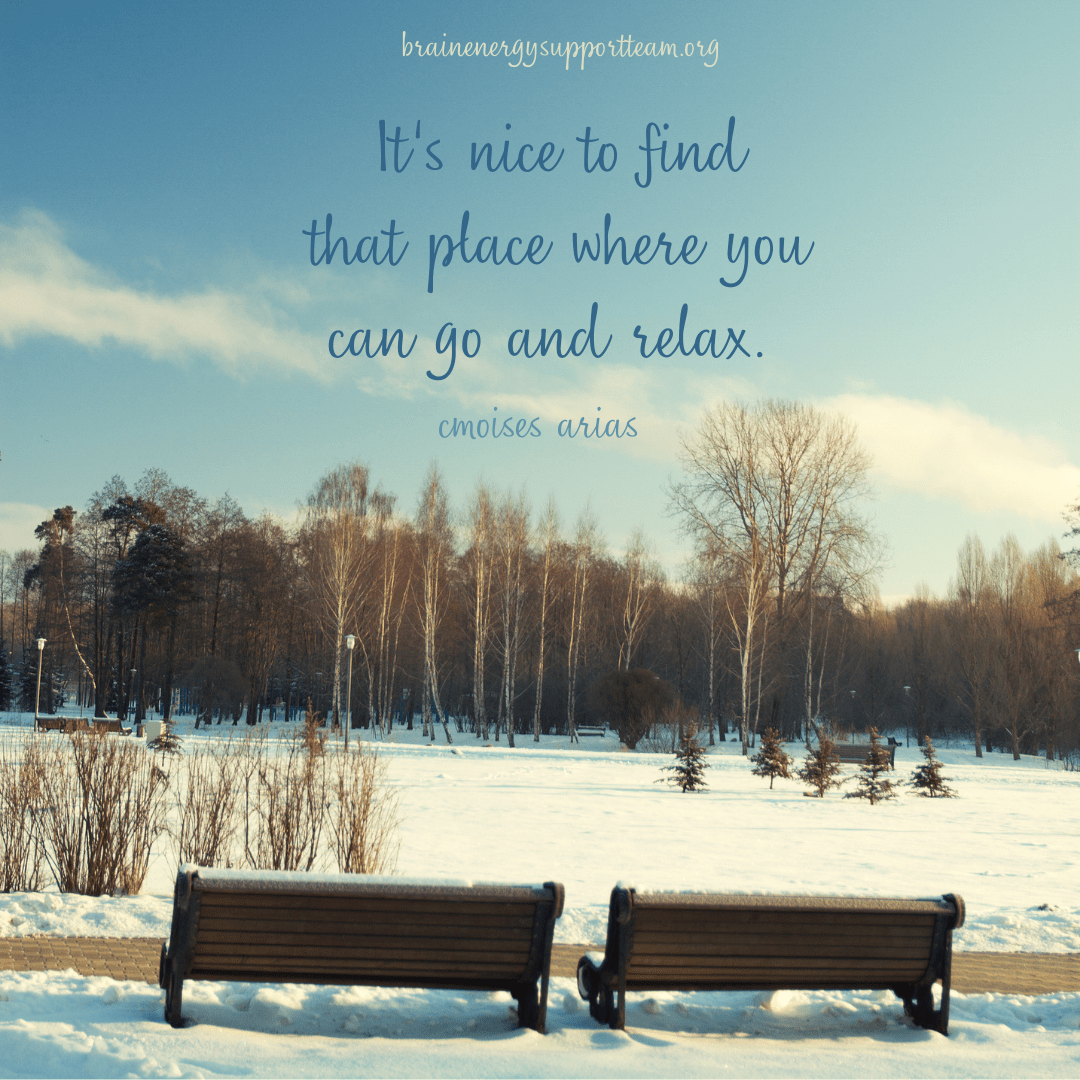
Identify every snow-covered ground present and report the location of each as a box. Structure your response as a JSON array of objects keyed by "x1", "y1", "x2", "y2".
[{"x1": 1, "y1": 713, "x2": 1078, "y2": 1077}]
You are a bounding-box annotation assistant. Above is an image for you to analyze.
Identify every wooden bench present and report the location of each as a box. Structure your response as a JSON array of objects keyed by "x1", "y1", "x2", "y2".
[
  {"x1": 36, "y1": 717, "x2": 90, "y2": 733},
  {"x1": 159, "y1": 866, "x2": 564, "y2": 1032},
  {"x1": 36, "y1": 717, "x2": 131, "y2": 735},
  {"x1": 832, "y1": 742, "x2": 896, "y2": 768},
  {"x1": 576, "y1": 886, "x2": 964, "y2": 1035},
  {"x1": 575, "y1": 726, "x2": 607, "y2": 738}
]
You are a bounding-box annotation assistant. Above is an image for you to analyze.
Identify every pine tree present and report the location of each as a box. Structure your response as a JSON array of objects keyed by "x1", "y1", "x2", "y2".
[
  {"x1": 910, "y1": 736, "x2": 956, "y2": 797},
  {"x1": 798, "y1": 726, "x2": 843, "y2": 797},
  {"x1": 660, "y1": 721, "x2": 709, "y2": 792},
  {"x1": 752, "y1": 727, "x2": 793, "y2": 788},
  {"x1": 845, "y1": 727, "x2": 897, "y2": 804},
  {"x1": 153, "y1": 718, "x2": 183, "y2": 756}
]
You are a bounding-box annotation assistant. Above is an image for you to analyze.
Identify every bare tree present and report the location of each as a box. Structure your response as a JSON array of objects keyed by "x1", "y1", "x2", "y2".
[
  {"x1": 949, "y1": 535, "x2": 994, "y2": 758},
  {"x1": 565, "y1": 509, "x2": 601, "y2": 741},
  {"x1": 530, "y1": 499, "x2": 559, "y2": 742},
  {"x1": 614, "y1": 529, "x2": 662, "y2": 671},
  {"x1": 302, "y1": 463, "x2": 378, "y2": 731},
  {"x1": 465, "y1": 483, "x2": 495, "y2": 740},
  {"x1": 494, "y1": 489, "x2": 529, "y2": 746},
  {"x1": 414, "y1": 464, "x2": 454, "y2": 744},
  {"x1": 670, "y1": 399, "x2": 877, "y2": 745}
]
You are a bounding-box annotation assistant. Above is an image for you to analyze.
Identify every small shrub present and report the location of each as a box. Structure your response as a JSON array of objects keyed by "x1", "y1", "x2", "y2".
[
  {"x1": 327, "y1": 743, "x2": 400, "y2": 874},
  {"x1": 249, "y1": 730, "x2": 329, "y2": 872},
  {"x1": 153, "y1": 719, "x2": 183, "y2": 756},
  {"x1": 172, "y1": 737, "x2": 245, "y2": 868},
  {"x1": 751, "y1": 727, "x2": 793, "y2": 789},
  {"x1": 910, "y1": 736, "x2": 957, "y2": 797},
  {"x1": 587, "y1": 668, "x2": 676, "y2": 750},
  {"x1": 845, "y1": 728, "x2": 897, "y2": 805},
  {"x1": 659, "y1": 721, "x2": 709, "y2": 792},
  {"x1": 0, "y1": 735, "x2": 45, "y2": 892},
  {"x1": 799, "y1": 727, "x2": 843, "y2": 798},
  {"x1": 39, "y1": 732, "x2": 169, "y2": 895}
]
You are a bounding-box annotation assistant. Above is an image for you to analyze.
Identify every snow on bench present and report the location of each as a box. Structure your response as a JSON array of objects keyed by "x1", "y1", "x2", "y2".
[
  {"x1": 159, "y1": 866, "x2": 565, "y2": 1032},
  {"x1": 577, "y1": 885, "x2": 965, "y2": 1035}
]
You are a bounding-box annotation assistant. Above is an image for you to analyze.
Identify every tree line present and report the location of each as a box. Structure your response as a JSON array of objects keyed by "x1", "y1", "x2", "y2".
[{"x1": 1, "y1": 400, "x2": 1078, "y2": 760}]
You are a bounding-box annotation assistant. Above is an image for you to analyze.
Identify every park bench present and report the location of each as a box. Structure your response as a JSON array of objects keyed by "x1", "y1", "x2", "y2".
[
  {"x1": 575, "y1": 726, "x2": 607, "y2": 738},
  {"x1": 37, "y1": 717, "x2": 131, "y2": 735},
  {"x1": 832, "y1": 742, "x2": 896, "y2": 768},
  {"x1": 92, "y1": 718, "x2": 132, "y2": 735},
  {"x1": 577, "y1": 885, "x2": 965, "y2": 1035},
  {"x1": 159, "y1": 866, "x2": 564, "y2": 1032},
  {"x1": 36, "y1": 717, "x2": 91, "y2": 733}
]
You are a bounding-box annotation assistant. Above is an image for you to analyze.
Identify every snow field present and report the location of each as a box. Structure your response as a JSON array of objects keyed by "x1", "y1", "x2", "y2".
[{"x1": 0, "y1": 716, "x2": 1078, "y2": 1076}]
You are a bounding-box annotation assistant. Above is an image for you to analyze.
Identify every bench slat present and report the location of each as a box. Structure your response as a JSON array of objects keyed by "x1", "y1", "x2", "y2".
[
  {"x1": 197, "y1": 893, "x2": 538, "y2": 917},
  {"x1": 633, "y1": 908, "x2": 939, "y2": 925},
  {"x1": 630, "y1": 943, "x2": 932, "y2": 960},
  {"x1": 196, "y1": 913, "x2": 536, "y2": 934},
  {"x1": 196, "y1": 928, "x2": 534, "y2": 947},
  {"x1": 193, "y1": 943, "x2": 531, "y2": 963},
  {"x1": 633, "y1": 923, "x2": 934, "y2": 940}
]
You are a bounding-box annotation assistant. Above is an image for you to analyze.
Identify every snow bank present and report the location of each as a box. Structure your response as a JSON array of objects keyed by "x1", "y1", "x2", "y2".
[{"x1": 0, "y1": 970, "x2": 1078, "y2": 1079}]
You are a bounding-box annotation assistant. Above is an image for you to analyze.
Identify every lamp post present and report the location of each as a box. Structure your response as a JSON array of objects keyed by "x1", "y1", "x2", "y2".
[
  {"x1": 33, "y1": 638, "x2": 46, "y2": 732},
  {"x1": 130, "y1": 668, "x2": 137, "y2": 722},
  {"x1": 903, "y1": 686, "x2": 911, "y2": 747},
  {"x1": 345, "y1": 635, "x2": 356, "y2": 751}
]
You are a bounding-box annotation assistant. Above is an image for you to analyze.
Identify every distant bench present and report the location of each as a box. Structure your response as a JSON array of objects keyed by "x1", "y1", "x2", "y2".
[
  {"x1": 832, "y1": 742, "x2": 896, "y2": 768},
  {"x1": 159, "y1": 866, "x2": 564, "y2": 1032},
  {"x1": 577, "y1": 886, "x2": 964, "y2": 1035},
  {"x1": 36, "y1": 717, "x2": 130, "y2": 735},
  {"x1": 575, "y1": 726, "x2": 607, "y2": 738}
]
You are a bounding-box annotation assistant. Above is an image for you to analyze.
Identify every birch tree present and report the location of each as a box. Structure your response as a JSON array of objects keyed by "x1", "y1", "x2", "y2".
[
  {"x1": 465, "y1": 484, "x2": 495, "y2": 739},
  {"x1": 493, "y1": 489, "x2": 529, "y2": 746},
  {"x1": 530, "y1": 500, "x2": 559, "y2": 741},
  {"x1": 303, "y1": 463, "x2": 378, "y2": 731},
  {"x1": 414, "y1": 465, "x2": 454, "y2": 744}
]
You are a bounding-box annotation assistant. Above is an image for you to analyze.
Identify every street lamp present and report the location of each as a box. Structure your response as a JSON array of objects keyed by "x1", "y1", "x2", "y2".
[
  {"x1": 344, "y1": 635, "x2": 356, "y2": 751},
  {"x1": 130, "y1": 668, "x2": 137, "y2": 722},
  {"x1": 34, "y1": 638, "x2": 46, "y2": 732},
  {"x1": 903, "y1": 686, "x2": 911, "y2": 747}
]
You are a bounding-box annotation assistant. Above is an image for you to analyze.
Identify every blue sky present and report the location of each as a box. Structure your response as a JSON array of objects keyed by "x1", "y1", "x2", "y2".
[{"x1": 1, "y1": 0, "x2": 1077, "y2": 599}]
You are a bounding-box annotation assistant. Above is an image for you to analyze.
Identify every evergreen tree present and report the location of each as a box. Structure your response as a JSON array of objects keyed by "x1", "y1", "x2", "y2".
[
  {"x1": 845, "y1": 727, "x2": 897, "y2": 804},
  {"x1": 751, "y1": 727, "x2": 793, "y2": 788},
  {"x1": 153, "y1": 718, "x2": 183, "y2": 756},
  {"x1": 660, "y1": 721, "x2": 709, "y2": 792},
  {"x1": 798, "y1": 726, "x2": 843, "y2": 797},
  {"x1": 910, "y1": 736, "x2": 957, "y2": 797}
]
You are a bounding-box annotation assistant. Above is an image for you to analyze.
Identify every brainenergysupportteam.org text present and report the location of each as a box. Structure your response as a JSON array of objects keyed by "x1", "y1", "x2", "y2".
[{"x1": 402, "y1": 32, "x2": 719, "y2": 71}]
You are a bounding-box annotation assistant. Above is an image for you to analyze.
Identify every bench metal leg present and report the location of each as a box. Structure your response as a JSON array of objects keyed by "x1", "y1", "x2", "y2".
[
  {"x1": 160, "y1": 949, "x2": 184, "y2": 1028},
  {"x1": 577, "y1": 957, "x2": 617, "y2": 1027},
  {"x1": 895, "y1": 978, "x2": 949, "y2": 1035},
  {"x1": 513, "y1": 982, "x2": 541, "y2": 1031}
]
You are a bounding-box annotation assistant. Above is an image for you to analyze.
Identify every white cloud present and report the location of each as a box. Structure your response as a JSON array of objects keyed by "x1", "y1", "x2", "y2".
[
  {"x1": 831, "y1": 394, "x2": 1080, "y2": 521},
  {"x1": 0, "y1": 210, "x2": 327, "y2": 380}
]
